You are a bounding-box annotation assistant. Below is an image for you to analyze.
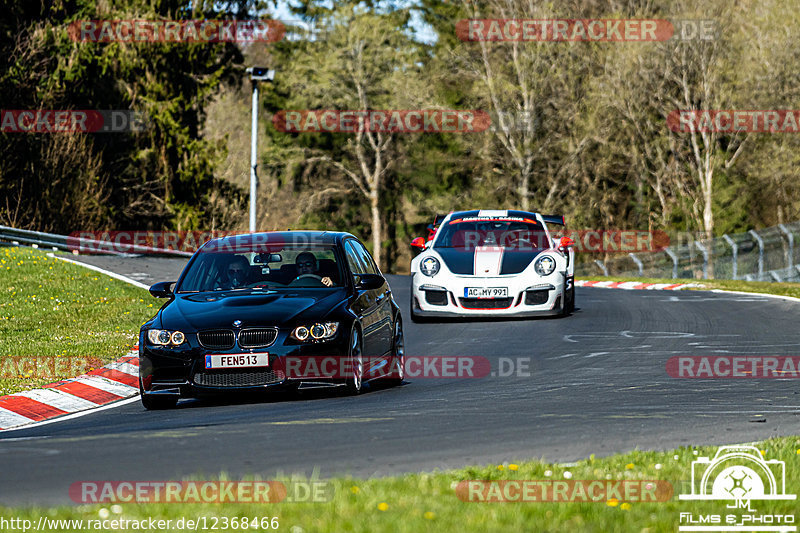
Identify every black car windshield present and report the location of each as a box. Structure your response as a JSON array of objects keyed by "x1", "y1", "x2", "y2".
[
  {"x1": 177, "y1": 245, "x2": 343, "y2": 293},
  {"x1": 433, "y1": 217, "x2": 550, "y2": 250}
]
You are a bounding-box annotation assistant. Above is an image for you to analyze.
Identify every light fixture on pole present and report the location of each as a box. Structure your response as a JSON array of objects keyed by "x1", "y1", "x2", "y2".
[{"x1": 245, "y1": 67, "x2": 275, "y2": 233}]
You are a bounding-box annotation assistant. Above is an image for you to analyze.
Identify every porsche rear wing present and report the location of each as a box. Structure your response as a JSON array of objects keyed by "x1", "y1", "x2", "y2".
[
  {"x1": 433, "y1": 214, "x2": 448, "y2": 226},
  {"x1": 541, "y1": 214, "x2": 565, "y2": 226}
]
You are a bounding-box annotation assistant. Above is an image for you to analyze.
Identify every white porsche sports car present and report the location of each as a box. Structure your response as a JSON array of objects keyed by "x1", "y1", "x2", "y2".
[{"x1": 409, "y1": 210, "x2": 575, "y2": 321}]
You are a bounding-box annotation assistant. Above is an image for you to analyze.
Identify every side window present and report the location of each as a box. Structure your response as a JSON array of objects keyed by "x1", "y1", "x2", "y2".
[
  {"x1": 344, "y1": 241, "x2": 366, "y2": 276},
  {"x1": 353, "y1": 241, "x2": 378, "y2": 275}
]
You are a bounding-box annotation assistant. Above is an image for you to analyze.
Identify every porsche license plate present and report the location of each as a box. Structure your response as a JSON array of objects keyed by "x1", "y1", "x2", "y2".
[
  {"x1": 205, "y1": 353, "x2": 269, "y2": 369},
  {"x1": 464, "y1": 287, "x2": 508, "y2": 299}
]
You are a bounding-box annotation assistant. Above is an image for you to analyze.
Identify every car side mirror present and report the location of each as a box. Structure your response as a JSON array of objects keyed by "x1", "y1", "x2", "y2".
[
  {"x1": 410, "y1": 237, "x2": 426, "y2": 250},
  {"x1": 356, "y1": 273, "x2": 385, "y2": 290},
  {"x1": 149, "y1": 281, "x2": 175, "y2": 298},
  {"x1": 559, "y1": 236, "x2": 575, "y2": 250}
]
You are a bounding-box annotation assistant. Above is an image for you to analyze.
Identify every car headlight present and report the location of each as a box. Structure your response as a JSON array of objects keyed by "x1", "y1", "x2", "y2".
[
  {"x1": 147, "y1": 329, "x2": 186, "y2": 346},
  {"x1": 534, "y1": 255, "x2": 556, "y2": 276},
  {"x1": 292, "y1": 322, "x2": 338, "y2": 342},
  {"x1": 420, "y1": 256, "x2": 440, "y2": 277}
]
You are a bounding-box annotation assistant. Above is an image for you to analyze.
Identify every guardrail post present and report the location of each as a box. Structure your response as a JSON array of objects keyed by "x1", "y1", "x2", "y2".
[
  {"x1": 695, "y1": 241, "x2": 709, "y2": 279},
  {"x1": 594, "y1": 259, "x2": 609, "y2": 277},
  {"x1": 722, "y1": 234, "x2": 738, "y2": 280},
  {"x1": 628, "y1": 253, "x2": 644, "y2": 277},
  {"x1": 779, "y1": 223, "x2": 793, "y2": 269},
  {"x1": 749, "y1": 230, "x2": 764, "y2": 281},
  {"x1": 664, "y1": 247, "x2": 679, "y2": 279}
]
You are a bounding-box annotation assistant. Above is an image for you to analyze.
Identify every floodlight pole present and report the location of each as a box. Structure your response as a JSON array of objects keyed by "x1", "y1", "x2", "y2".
[
  {"x1": 249, "y1": 80, "x2": 259, "y2": 233},
  {"x1": 245, "y1": 67, "x2": 275, "y2": 233}
]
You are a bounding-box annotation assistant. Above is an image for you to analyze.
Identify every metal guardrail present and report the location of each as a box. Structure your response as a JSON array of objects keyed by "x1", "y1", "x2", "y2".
[
  {"x1": 576, "y1": 221, "x2": 800, "y2": 283},
  {"x1": 0, "y1": 225, "x2": 193, "y2": 257}
]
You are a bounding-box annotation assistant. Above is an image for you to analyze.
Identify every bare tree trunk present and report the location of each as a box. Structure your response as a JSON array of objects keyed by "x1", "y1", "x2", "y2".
[
  {"x1": 370, "y1": 190, "x2": 381, "y2": 270},
  {"x1": 520, "y1": 171, "x2": 530, "y2": 211}
]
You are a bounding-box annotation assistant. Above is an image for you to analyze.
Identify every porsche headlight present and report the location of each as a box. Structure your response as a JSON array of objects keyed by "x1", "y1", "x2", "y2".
[
  {"x1": 420, "y1": 256, "x2": 440, "y2": 277},
  {"x1": 147, "y1": 329, "x2": 186, "y2": 346},
  {"x1": 534, "y1": 255, "x2": 556, "y2": 276},
  {"x1": 292, "y1": 322, "x2": 338, "y2": 342}
]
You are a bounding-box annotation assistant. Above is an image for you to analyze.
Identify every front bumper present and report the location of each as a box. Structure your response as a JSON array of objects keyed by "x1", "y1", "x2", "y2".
[
  {"x1": 411, "y1": 273, "x2": 569, "y2": 317},
  {"x1": 139, "y1": 329, "x2": 352, "y2": 398}
]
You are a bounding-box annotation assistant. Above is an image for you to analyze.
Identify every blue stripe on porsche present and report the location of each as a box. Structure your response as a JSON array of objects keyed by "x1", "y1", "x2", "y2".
[
  {"x1": 437, "y1": 248, "x2": 475, "y2": 275},
  {"x1": 438, "y1": 248, "x2": 543, "y2": 275},
  {"x1": 499, "y1": 249, "x2": 544, "y2": 275}
]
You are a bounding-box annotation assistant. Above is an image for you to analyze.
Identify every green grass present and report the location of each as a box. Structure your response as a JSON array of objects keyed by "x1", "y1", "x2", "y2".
[
  {"x1": 2, "y1": 246, "x2": 800, "y2": 531},
  {"x1": 2, "y1": 437, "x2": 799, "y2": 532},
  {"x1": 582, "y1": 275, "x2": 800, "y2": 299},
  {"x1": 0, "y1": 246, "x2": 153, "y2": 395}
]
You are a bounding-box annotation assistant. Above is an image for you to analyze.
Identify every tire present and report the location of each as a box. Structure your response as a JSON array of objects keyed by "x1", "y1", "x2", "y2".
[
  {"x1": 410, "y1": 293, "x2": 427, "y2": 323},
  {"x1": 385, "y1": 316, "x2": 405, "y2": 386},
  {"x1": 559, "y1": 277, "x2": 575, "y2": 317},
  {"x1": 345, "y1": 326, "x2": 364, "y2": 395},
  {"x1": 139, "y1": 378, "x2": 178, "y2": 410},
  {"x1": 567, "y1": 283, "x2": 575, "y2": 313}
]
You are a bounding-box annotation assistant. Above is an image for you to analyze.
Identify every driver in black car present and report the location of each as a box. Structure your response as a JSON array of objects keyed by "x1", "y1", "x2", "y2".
[
  {"x1": 295, "y1": 252, "x2": 334, "y2": 287},
  {"x1": 216, "y1": 255, "x2": 249, "y2": 290}
]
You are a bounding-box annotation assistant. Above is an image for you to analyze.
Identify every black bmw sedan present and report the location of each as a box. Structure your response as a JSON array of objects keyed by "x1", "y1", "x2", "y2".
[{"x1": 138, "y1": 231, "x2": 404, "y2": 409}]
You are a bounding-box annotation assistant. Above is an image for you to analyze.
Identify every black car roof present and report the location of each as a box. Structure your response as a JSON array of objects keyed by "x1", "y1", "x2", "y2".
[{"x1": 202, "y1": 230, "x2": 357, "y2": 249}]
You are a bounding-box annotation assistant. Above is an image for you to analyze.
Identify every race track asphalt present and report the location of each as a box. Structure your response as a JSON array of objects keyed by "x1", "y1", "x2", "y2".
[{"x1": 1, "y1": 254, "x2": 798, "y2": 505}]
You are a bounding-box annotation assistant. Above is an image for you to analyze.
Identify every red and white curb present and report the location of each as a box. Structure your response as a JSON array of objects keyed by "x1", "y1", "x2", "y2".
[
  {"x1": 0, "y1": 348, "x2": 139, "y2": 431},
  {"x1": 575, "y1": 280, "x2": 703, "y2": 290}
]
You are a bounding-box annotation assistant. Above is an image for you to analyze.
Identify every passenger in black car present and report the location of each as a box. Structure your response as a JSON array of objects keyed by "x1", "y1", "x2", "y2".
[{"x1": 217, "y1": 255, "x2": 249, "y2": 290}]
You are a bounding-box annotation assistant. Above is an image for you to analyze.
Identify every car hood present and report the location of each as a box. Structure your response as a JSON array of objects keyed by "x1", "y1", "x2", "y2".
[
  {"x1": 159, "y1": 289, "x2": 347, "y2": 330},
  {"x1": 435, "y1": 247, "x2": 546, "y2": 276}
]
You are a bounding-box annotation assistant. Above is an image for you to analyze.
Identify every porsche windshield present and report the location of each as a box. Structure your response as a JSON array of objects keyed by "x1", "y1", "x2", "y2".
[
  {"x1": 433, "y1": 217, "x2": 550, "y2": 250},
  {"x1": 177, "y1": 245, "x2": 343, "y2": 292}
]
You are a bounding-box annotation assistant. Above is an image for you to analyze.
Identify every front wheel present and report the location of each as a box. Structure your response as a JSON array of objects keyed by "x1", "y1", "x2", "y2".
[
  {"x1": 345, "y1": 327, "x2": 364, "y2": 395},
  {"x1": 385, "y1": 316, "x2": 404, "y2": 386},
  {"x1": 410, "y1": 293, "x2": 427, "y2": 323},
  {"x1": 559, "y1": 281, "x2": 575, "y2": 317},
  {"x1": 139, "y1": 378, "x2": 178, "y2": 410}
]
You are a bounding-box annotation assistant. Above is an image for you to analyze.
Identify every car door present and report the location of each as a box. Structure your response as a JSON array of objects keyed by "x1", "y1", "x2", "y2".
[
  {"x1": 352, "y1": 240, "x2": 393, "y2": 362},
  {"x1": 343, "y1": 240, "x2": 381, "y2": 364}
]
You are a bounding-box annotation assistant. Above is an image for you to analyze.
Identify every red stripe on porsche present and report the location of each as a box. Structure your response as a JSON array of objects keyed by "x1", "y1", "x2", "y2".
[
  {"x1": 48, "y1": 381, "x2": 124, "y2": 405},
  {"x1": 0, "y1": 396, "x2": 68, "y2": 421},
  {"x1": 87, "y1": 367, "x2": 138, "y2": 387}
]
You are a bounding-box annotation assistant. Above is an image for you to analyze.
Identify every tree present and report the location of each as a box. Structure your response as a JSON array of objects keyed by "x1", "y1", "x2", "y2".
[{"x1": 272, "y1": 2, "x2": 428, "y2": 268}]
